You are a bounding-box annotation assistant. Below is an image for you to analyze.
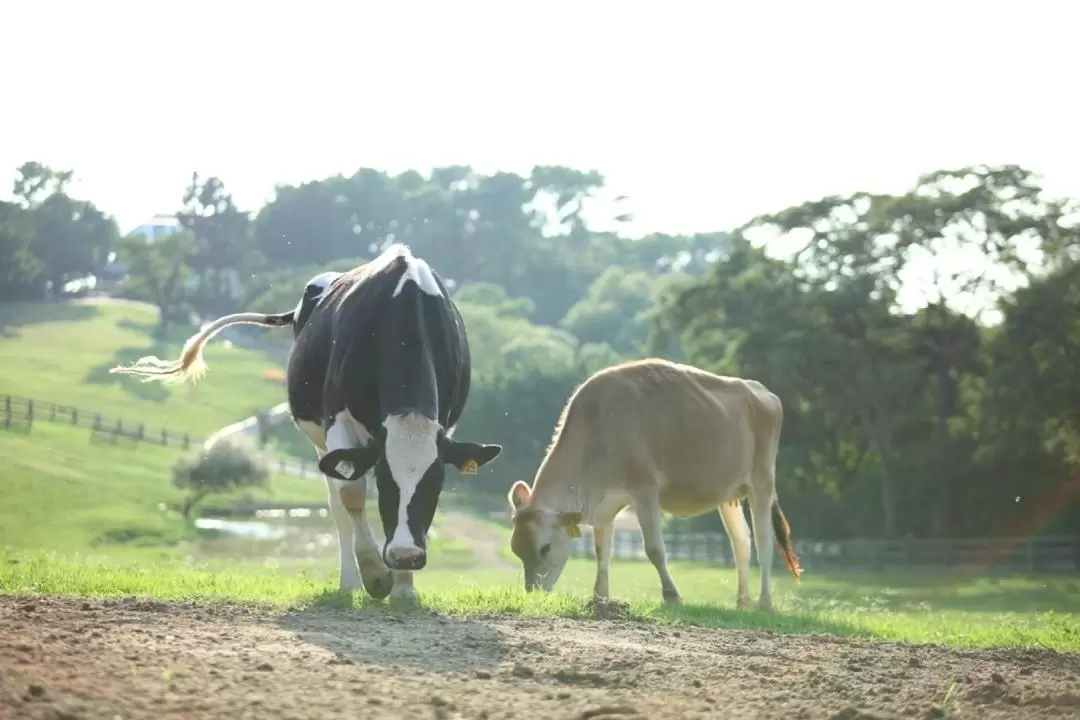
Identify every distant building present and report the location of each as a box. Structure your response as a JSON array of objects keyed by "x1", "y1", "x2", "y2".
[
  {"x1": 129, "y1": 214, "x2": 184, "y2": 243},
  {"x1": 118, "y1": 213, "x2": 243, "y2": 301}
]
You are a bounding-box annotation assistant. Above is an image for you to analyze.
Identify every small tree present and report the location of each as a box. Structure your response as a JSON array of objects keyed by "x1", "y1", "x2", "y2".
[{"x1": 172, "y1": 438, "x2": 270, "y2": 518}]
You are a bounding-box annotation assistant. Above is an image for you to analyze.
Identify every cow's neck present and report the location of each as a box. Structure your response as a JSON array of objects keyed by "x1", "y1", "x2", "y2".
[
  {"x1": 529, "y1": 441, "x2": 597, "y2": 522},
  {"x1": 533, "y1": 482, "x2": 587, "y2": 518}
]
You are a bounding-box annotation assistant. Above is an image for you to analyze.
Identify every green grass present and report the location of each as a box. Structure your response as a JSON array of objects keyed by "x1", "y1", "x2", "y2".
[
  {"x1": 2, "y1": 298, "x2": 1078, "y2": 656},
  {"x1": 0, "y1": 423, "x2": 327, "y2": 551},
  {"x1": 3, "y1": 548, "x2": 1078, "y2": 652},
  {"x1": 0, "y1": 299, "x2": 289, "y2": 436}
]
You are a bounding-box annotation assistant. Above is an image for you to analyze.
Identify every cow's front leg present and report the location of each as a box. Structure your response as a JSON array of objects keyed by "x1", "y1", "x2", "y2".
[
  {"x1": 325, "y1": 476, "x2": 364, "y2": 592},
  {"x1": 324, "y1": 411, "x2": 393, "y2": 600},
  {"x1": 634, "y1": 494, "x2": 682, "y2": 605},
  {"x1": 592, "y1": 522, "x2": 614, "y2": 601},
  {"x1": 389, "y1": 570, "x2": 419, "y2": 605},
  {"x1": 336, "y1": 476, "x2": 394, "y2": 600}
]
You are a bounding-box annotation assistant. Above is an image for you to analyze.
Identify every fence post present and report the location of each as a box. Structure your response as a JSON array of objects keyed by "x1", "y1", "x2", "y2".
[
  {"x1": 137, "y1": 424, "x2": 145, "y2": 441},
  {"x1": 161, "y1": 429, "x2": 168, "y2": 446},
  {"x1": 26, "y1": 399, "x2": 33, "y2": 426},
  {"x1": 49, "y1": 403, "x2": 56, "y2": 421},
  {"x1": 182, "y1": 433, "x2": 190, "y2": 451},
  {"x1": 71, "y1": 408, "x2": 77, "y2": 425},
  {"x1": 3, "y1": 396, "x2": 9, "y2": 430}
]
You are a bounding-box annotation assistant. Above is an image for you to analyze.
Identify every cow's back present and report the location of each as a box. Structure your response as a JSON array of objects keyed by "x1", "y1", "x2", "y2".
[
  {"x1": 304, "y1": 250, "x2": 469, "y2": 435},
  {"x1": 561, "y1": 359, "x2": 777, "y2": 511}
]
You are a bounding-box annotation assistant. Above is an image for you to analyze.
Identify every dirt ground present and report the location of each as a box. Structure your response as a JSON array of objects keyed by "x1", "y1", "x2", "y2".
[{"x1": 2, "y1": 596, "x2": 1079, "y2": 720}]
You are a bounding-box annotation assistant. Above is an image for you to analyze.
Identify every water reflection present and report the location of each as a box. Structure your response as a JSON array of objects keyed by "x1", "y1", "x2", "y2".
[
  {"x1": 194, "y1": 517, "x2": 289, "y2": 539},
  {"x1": 187, "y1": 506, "x2": 450, "y2": 567},
  {"x1": 188, "y1": 506, "x2": 353, "y2": 564}
]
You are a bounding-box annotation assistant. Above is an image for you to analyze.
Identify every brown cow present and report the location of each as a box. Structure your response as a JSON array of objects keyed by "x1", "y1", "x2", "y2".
[{"x1": 506, "y1": 358, "x2": 802, "y2": 612}]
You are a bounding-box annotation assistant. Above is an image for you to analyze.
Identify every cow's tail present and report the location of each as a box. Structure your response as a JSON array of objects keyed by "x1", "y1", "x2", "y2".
[
  {"x1": 771, "y1": 499, "x2": 803, "y2": 583},
  {"x1": 109, "y1": 311, "x2": 294, "y2": 384}
]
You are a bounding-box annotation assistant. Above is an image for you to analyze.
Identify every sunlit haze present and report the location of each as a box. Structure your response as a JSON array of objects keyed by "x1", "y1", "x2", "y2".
[{"x1": 2, "y1": 1, "x2": 1077, "y2": 315}]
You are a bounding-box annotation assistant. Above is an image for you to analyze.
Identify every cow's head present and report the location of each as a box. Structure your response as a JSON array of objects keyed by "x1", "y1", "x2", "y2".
[
  {"x1": 507, "y1": 480, "x2": 580, "y2": 592},
  {"x1": 351, "y1": 414, "x2": 501, "y2": 571}
]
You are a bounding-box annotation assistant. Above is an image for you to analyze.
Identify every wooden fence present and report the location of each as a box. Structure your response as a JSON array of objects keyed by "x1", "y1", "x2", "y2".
[
  {"x1": 3, "y1": 393, "x2": 196, "y2": 449},
  {"x1": 566, "y1": 528, "x2": 1080, "y2": 573},
  {"x1": 0, "y1": 393, "x2": 330, "y2": 482},
  {"x1": 6, "y1": 393, "x2": 1078, "y2": 571}
]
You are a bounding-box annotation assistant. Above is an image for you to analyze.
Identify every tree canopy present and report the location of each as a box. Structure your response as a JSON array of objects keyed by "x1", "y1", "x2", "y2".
[{"x1": 3, "y1": 160, "x2": 1078, "y2": 539}]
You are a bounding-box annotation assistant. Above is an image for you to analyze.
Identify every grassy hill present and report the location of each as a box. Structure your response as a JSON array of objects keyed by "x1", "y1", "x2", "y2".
[
  {"x1": 0, "y1": 423, "x2": 328, "y2": 553},
  {"x1": 0, "y1": 299, "x2": 290, "y2": 437},
  {"x1": 0, "y1": 299, "x2": 329, "y2": 556}
]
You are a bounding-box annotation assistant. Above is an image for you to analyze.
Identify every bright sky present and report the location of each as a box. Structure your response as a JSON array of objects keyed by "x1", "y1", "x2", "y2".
[{"x1": 2, "y1": 1, "x2": 1077, "y2": 315}]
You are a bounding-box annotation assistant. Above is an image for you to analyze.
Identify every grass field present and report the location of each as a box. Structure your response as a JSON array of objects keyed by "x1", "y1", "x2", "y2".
[
  {"x1": 0, "y1": 299, "x2": 288, "y2": 436},
  {"x1": 1, "y1": 297, "x2": 1078, "y2": 665},
  {"x1": 4, "y1": 548, "x2": 1079, "y2": 652}
]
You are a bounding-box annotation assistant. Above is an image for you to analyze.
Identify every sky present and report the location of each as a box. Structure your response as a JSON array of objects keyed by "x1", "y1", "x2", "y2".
[{"x1": 2, "y1": 1, "x2": 1077, "y2": 314}]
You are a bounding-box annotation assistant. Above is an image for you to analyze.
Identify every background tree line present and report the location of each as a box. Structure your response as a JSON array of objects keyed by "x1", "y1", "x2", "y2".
[{"x1": 2, "y1": 160, "x2": 1077, "y2": 540}]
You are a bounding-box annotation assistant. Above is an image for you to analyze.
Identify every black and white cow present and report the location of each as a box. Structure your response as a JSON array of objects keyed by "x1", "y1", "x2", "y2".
[{"x1": 110, "y1": 244, "x2": 503, "y2": 602}]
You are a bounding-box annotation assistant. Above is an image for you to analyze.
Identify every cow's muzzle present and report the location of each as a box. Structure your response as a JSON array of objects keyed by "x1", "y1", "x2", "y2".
[
  {"x1": 524, "y1": 571, "x2": 545, "y2": 593},
  {"x1": 384, "y1": 545, "x2": 427, "y2": 572}
]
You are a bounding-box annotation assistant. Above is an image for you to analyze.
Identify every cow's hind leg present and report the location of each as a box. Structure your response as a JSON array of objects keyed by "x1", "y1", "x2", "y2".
[
  {"x1": 747, "y1": 487, "x2": 776, "y2": 612},
  {"x1": 718, "y1": 498, "x2": 752, "y2": 610},
  {"x1": 633, "y1": 493, "x2": 681, "y2": 604}
]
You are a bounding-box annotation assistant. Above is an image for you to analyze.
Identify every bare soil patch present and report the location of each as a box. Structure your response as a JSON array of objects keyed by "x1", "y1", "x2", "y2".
[{"x1": 2, "y1": 596, "x2": 1079, "y2": 720}]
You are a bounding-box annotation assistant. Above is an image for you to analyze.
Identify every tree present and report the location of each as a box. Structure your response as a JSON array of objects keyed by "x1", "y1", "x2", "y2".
[
  {"x1": 11, "y1": 161, "x2": 72, "y2": 206},
  {"x1": 560, "y1": 266, "x2": 671, "y2": 355},
  {"x1": 0, "y1": 201, "x2": 40, "y2": 299},
  {"x1": 981, "y1": 258, "x2": 1080, "y2": 505},
  {"x1": 657, "y1": 234, "x2": 926, "y2": 537},
  {"x1": 117, "y1": 231, "x2": 196, "y2": 338},
  {"x1": 11, "y1": 162, "x2": 118, "y2": 297},
  {"x1": 176, "y1": 173, "x2": 254, "y2": 315},
  {"x1": 172, "y1": 438, "x2": 270, "y2": 519}
]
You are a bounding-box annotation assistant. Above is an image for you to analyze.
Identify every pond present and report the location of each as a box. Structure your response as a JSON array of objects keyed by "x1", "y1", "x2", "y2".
[{"x1": 185, "y1": 506, "x2": 447, "y2": 567}]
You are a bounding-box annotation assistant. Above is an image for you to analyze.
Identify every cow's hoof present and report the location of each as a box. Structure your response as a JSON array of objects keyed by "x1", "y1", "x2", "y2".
[
  {"x1": 662, "y1": 589, "x2": 682, "y2": 605},
  {"x1": 756, "y1": 597, "x2": 774, "y2": 613},
  {"x1": 361, "y1": 569, "x2": 394, "y2": 601},
  {"x1": 736, "y1": 595, "x2": 752, "y2": 611},
  {"x1": 389, "y1": 585, "x2": 420, "y2": 606}
]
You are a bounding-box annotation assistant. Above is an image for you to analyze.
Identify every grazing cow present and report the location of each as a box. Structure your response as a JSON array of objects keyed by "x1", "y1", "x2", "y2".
[
  {"x1": 111, "y1": 244, "x2": 502, "y2": 602},
  {"x1": 506, "y1": 358, "x2": 801, "y2": 612}
]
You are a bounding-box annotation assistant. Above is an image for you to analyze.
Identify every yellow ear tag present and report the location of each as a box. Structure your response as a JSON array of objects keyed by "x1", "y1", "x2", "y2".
[
  {"x1": 460, "y1": 458, "x2": 479, "y2": 475},
  {"x1": 566, "y1": 523, "x2": 582, "y2": 538}
]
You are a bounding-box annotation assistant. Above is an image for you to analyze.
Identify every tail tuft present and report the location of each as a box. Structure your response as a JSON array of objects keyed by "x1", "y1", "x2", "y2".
[
  {"x1": 771, "y1": 500, "x2": 803, "y2": 583},
  {"x1": 108, "y1": 311, "x2": 292, "y2": 385}
]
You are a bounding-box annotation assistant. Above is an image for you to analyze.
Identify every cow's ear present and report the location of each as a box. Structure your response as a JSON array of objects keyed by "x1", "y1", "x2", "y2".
[
  {"x1": 558, "y1": 511, "x2": 583, "y2": 538},
  {"x1": 319, "y1": 446, "x2": 379, "y2": 482},
  {"x1": 508, "y1": 480, "x2": 531, "y2": 510},
  {"x1": 439, "y1": 438, "x2": 502, "y2": 475}
]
